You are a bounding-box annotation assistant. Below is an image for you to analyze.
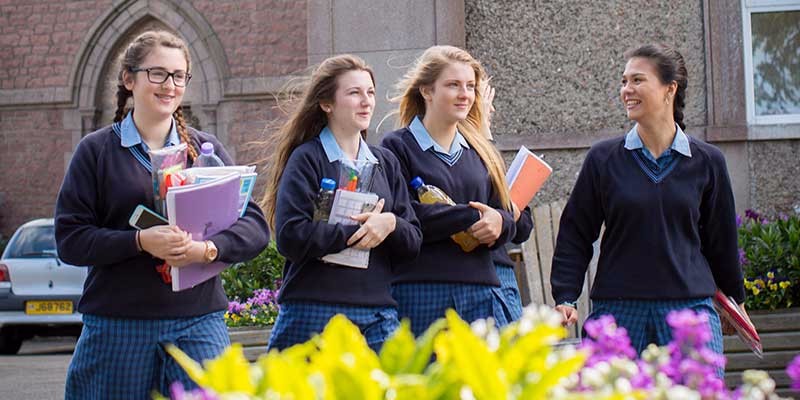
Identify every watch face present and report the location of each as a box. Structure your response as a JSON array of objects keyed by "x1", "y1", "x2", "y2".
[{"x1": 205, "y1": 242, "x2": 218, "y2": 262}]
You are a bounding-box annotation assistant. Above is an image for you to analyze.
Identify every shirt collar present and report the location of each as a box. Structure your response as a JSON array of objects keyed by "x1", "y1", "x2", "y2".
[
  {"x1": 318, "y1": 126, "x2": 377, "y2": 164},
  {"x1": 408, "y1": 116, "x2": 470, "y2": 156},
  {"x1": 119, "y1": 111, "x2": 180, "y2": 151},
  {"x1": 624, "y1": 123, "x2": 691, "y2": 158}
]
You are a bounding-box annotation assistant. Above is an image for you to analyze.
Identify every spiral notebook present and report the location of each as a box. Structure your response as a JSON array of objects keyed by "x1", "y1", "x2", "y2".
[{"x1": 321, "y1": 189, "x2": 379, "y2": 269}]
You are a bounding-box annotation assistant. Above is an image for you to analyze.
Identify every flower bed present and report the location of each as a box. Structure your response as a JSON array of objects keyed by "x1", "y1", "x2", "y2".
[
  {"x1": 162, "y1": 305, "x2": 800, "y2": 400},
  {"x1": 738, "y1": 210, "x2": 799, "y2": 310},
  {"x1": 221, "y1": 242, "x2": 283, "y2": 328}
]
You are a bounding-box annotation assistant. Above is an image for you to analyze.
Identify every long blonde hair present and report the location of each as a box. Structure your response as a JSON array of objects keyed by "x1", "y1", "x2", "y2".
[
  {"x1": 114, "y1": 31, "x2": 197, "y2": 160},
  {"x1": 259, "y1": 55, "x2": 376, "y2": 230},
  {"x1": 391, "y1": 45, "x2": 511, "y2": 210}
]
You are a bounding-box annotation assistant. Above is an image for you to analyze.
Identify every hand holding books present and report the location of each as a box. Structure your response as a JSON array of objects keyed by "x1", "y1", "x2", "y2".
[{"x1": 713, "y1": 289, "x2": 762, "y2": 358}]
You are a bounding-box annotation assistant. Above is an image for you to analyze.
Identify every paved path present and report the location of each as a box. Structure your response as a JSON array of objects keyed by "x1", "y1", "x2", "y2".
[{"x1": 0, "y1": 337, "x2": 75, "y2": 400}]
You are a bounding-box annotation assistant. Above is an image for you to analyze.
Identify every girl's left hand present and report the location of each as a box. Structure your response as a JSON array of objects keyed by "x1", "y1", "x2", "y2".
[
  {"x1": 165, "y1": 240, "x2": 205, "y2": 267},
  {"x1": 467, "y1": 201, "x2": 503, "y2": 245},
  {"x1": 348, "y1": 199, "x2": 397, "y2": 249}
]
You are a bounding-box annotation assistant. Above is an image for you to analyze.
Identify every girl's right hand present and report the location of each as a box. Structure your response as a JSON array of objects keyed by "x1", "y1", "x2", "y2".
[
  {"x1": 139, "y1": 225, "x2": 193, "y2": 260},
  {"x1": 555, "y1": 304, "x2": 578, "y2": 327}
]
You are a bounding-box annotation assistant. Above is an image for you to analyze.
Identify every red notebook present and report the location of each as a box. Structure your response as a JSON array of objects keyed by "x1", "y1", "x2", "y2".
[
  {"x1": 713, "y1": 290, "x2": 762, "y2": 358},
  {"x1": 505, "y1": 146, "x2": 553, "y2": 210}
]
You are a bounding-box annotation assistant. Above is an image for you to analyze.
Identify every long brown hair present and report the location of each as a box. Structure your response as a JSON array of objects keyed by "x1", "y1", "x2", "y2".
[
  {"x1": 259, "y1": 55, "x2": 376, "y2": 230},
  {"x1": 114, "y1": 31, "x2": 197, "y2": 160},
  {"x1": 391, "y1": 45, "x2": 511, "y2": 210}
]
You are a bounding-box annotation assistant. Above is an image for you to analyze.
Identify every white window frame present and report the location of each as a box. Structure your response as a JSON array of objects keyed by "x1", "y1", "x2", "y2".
[{"x1": 741, "y1": 0, "x2": 800, "y2": 125}]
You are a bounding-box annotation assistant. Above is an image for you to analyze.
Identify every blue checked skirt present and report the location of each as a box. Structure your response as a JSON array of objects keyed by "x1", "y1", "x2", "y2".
[
  {"x1": 65, "y1": 311, "x2": 229, "y2": 400},
  {"x1": 495, "y1": 264, "x2": 524, "y2": 322},
  {"x1": 588, "y1": 297, "x2": 723, "y2": 366},
  {"x1": 267, "y1": 302, "x2": 399, "y2": 353},
  {"x1": 392, "y1": 280, "x2": 512, "y2": 337}
]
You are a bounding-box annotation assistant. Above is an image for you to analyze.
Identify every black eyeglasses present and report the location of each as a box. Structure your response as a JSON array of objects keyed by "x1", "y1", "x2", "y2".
[{"x1": 129, "y1": 67, "x2": 192, "y2": 87}]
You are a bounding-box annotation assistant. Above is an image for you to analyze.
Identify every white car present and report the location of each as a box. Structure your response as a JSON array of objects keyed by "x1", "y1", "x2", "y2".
[{"x1": 0, "y1": 218, "x2": 86, "y2": 354}]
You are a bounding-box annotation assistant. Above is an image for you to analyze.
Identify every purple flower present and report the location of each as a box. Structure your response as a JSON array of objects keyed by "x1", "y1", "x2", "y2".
[
  {"x1": 248, "y1": 288, "x2": 278, "y2": 307},
  {"x1": 736, "y1": 214, "x2": 743, "y2": 227},
  {"x1": 580, "y1": 315, "x2": 637, "y2": 365},
  {"x1": 738, "y1": 248, "x2": 748, "y2": 266},
  {"x1": 170, "y1": 382, "x2": 220, "y2": 400},
  {"x1": 666, "y1": 310, "x2": 712, "y2": 349},
  {"x1": 745, "y1": 209, "x2": 760, "y2": 222},
  {"x1": 788, "y1": 354, "x2": 800, "y2": 390},
  {"x1": 227, "y1": 300, "x2": 245, "y2": 315}
]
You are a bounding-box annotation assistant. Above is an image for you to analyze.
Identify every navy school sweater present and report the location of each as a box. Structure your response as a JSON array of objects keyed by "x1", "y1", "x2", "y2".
[
  {"x1": 550, "y1": 135, "x2": 745, "y2": 305},
  {"x1": 55, "y1": 125, "x2": 270, "y2": 318},
  {"x1": 273, "y1": 138, "x2": 422, "y2": 307},
  {"x1": 380, "y1": 127, "x2": 516, "y2": 286},
  {"x1": 492, "y1": 206, "x2": 533, "y2": 268}
]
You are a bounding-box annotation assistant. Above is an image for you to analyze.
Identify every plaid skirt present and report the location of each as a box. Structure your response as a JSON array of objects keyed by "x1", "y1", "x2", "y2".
[
  {"x1": 392, "y1": 279, "x2": 512, "y2": 337},
  {"x1": 588, "y1": 297, "x2": 723, "y2": 370},
  {"x1": 267, "y1": 301, "x2": 399, "y2": 353},
  {"x1": 65, "y1": 311, "x2": 229, "y2": 400}
]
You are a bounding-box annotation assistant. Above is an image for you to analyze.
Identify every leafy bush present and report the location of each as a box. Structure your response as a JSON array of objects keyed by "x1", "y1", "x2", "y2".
[
  {"x1": 738, "y1": 210, "x2": 800, "y2": 310},
  {"x1": 163, "y1": 306, "x2": 792, "y2": 400},
  {"x1": 221, "y1": 241, "x2": 284, "y2": 302}
]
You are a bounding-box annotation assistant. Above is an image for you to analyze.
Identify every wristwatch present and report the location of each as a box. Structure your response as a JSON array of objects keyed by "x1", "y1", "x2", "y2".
[{"x1": 203, "y1": 240, "x2": 218, "y2": 263}]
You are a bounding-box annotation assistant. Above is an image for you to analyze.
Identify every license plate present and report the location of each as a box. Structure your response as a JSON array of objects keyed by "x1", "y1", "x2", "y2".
[{"x1": 25, "y1": 300, "x2": 73, "y2": 315}]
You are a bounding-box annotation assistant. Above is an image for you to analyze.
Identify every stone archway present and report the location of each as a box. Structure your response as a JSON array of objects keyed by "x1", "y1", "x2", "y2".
[{"x1": 69, "y1": 0, "x2": 228, "y2": 138}]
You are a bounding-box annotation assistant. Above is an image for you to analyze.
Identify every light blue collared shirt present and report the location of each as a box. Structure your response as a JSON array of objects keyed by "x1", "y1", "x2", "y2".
[
  {"x1": 120, "y1": 111, "x2": 180, "y2": 152},
  {"x1": 624, "y1": 123, "x2": 691, "y2": 170},
  {"x1": 318, "y1": 126, "x2": 377, "y2": 164},
  {"x1": 408, "y1": 116, "x2": 469, "y2": 156}
]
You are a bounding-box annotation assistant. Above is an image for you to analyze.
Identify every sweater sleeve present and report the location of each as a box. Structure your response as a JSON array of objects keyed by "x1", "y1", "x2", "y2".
[
  {"x1": 699, "y1": 149, "x2": 745, "y2": 303},
  {"x1": 273, "y1": 149, "x2": 359, "y2": 265},
  {"x1": 511, "y1": 206, "x2": 534, "y2": 244},
  {"x1": 200, "y1": 137, "x2": 270, "y2": 264},
  {"x1": 550, "y1": 149, "x2": 605, "y2": 305},
  {"x1": 55, "y1": 136, "x2": 141, "y2": 267},
  {"x1": 377, "y1": 150, "x2": 423, "y2": 262}
]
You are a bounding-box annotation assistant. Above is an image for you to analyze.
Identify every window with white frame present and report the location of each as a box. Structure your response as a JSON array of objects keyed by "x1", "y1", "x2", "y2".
[{"x1": 742, "y1": 0, "x2": 800, "y2": 125}]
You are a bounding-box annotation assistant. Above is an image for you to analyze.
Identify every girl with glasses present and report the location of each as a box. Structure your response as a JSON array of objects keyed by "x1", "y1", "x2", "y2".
[{"x1": 54, "y1": 31, "x2": 269, "y2": 399}]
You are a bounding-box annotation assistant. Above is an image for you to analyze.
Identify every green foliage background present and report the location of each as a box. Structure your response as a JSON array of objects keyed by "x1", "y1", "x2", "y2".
[{"x1": 221, "y1": 241, "x2": 284, "y2": 301}]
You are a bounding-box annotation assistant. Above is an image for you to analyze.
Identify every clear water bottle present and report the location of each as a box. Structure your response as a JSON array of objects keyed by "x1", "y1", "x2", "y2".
[
  {"x1": 410, "y1": 176, "x2": 480, "y2": 252},
  {"x1": 313, "y1": 178, "x2": 337, "y2": 222},
  {"x1": 194, "y1": 142, "x2": 225, "y2": 167}
]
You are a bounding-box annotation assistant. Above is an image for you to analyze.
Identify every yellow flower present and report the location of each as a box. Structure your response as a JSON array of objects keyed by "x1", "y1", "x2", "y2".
[
  {"x1": 780, "y1": 281, "x2": 791, "y2": 289},
  {"x1": 769, "y1": 283, "x2": 778, "y2": 291},
  {"x1": 767, "y1": 271, "x2": 775, "y2": 279},
  {"x1": 754, "y1": 279, "x2": 765, "y2": 287},
  {"x1": 751, "y1": 287, "x2": 761, "y2": 296}
]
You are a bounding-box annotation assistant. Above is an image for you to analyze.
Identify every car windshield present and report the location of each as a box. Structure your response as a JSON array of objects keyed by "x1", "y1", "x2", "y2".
[{"x1": 2, "y1": 225, "x2": 57, "y2": 259}]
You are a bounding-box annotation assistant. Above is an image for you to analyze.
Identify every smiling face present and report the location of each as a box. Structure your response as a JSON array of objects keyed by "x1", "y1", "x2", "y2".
[
  {"x1": 423, "y1": 61, "x2": 476, "y2": 124},
  {"x1": 620, "y1": 56, "x2": 675, "y2": 124},
  {"x1": 123, "y1": 45, "x2": 188, "y2": 121},
  {"x1": 323, "y1": 69, "x2": 375, "y2": 134}
]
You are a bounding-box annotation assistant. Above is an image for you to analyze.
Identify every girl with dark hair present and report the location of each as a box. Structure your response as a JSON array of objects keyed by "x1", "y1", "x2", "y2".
[
  {"x1": 260, "y1": 54, "x2": 421, "y2": 352},
  {"x1": 550, "y1": 43, "x2": 746, "y2": 357},
  {"x1": 55, "y1": 31, "x2": 269, "y2": 398},
  {"x1": 380, "y1": 45, "x2": 519, "y2": 336}
]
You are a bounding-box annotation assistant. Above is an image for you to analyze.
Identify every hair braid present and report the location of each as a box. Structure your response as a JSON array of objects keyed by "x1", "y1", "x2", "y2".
[
  {"x1": 114, "y1": 84, "x2": 132, "y2": 123},
  {"x1": 173, "y1": 106, "x2": 197, "y2": 160}
]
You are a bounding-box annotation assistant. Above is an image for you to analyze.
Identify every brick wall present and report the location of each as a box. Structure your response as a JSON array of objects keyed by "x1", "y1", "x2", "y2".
[
  {"x1": 0, "y1": 0, "x2": 307, "y2": 236},
  {"x1": 0, "y1": 1, "x2": 111, "y2": 89},
  {"x1": 0, "y1": 109, "x2": 72, "y2": 233}
]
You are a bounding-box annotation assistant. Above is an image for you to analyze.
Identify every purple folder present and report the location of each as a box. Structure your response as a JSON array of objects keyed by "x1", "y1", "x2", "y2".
[{"x1": 166, "y1": 173, "x2": 240, "y2": 291}]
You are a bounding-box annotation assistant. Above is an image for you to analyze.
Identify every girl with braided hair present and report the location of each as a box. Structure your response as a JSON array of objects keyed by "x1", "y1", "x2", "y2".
[
  {"x1": 551, "y1": 43, "x2": 747, "y2": 360},
  {"x1": 55, "y1": 31, "x2": 269, "y2": 398}
]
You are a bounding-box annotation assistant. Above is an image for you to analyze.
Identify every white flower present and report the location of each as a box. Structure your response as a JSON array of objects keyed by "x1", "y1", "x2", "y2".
[{"x1": 665, "y1": 385, "x2": 701, "y2": 400}]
